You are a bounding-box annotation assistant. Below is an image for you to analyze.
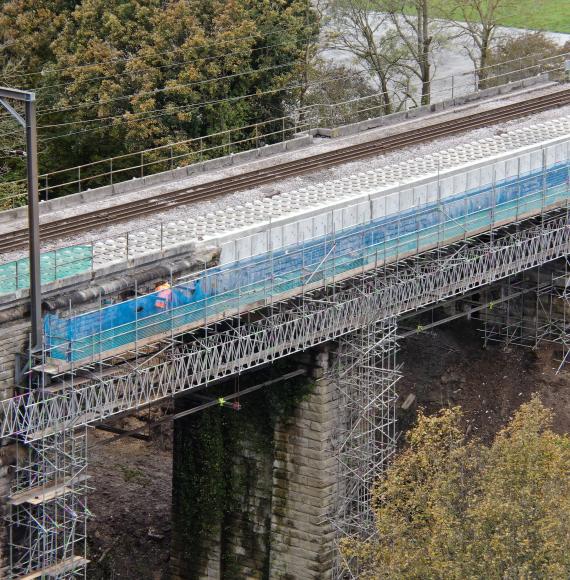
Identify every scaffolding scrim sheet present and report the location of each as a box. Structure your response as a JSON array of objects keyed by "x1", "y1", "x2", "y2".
[
  {"x1": 0, "y1": 245, "x2": 92, "y2": 295},
  {"x1": 44, "y1": 161, "x2": 569, "y2": 362}
]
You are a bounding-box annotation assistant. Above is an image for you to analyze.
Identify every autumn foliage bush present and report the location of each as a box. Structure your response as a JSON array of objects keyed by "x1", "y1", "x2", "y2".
[{"x1": 343, "y1": 396, "x2": 570, "y2": 579}]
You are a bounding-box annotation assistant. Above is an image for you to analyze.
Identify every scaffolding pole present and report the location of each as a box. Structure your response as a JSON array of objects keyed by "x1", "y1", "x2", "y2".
[
  {"x1": 331, "y1": 318, "x2": 400, "y2": 579},
  {"x1": 7, "y1": 428, "x2": 89, "y2": 579},
  {"x1": 3, "y1": 209, "x2": 570, "y2": 441},
  {"x1": 3, "y1": 208, "x2": 570, "y2": 578},
  {"x1": 0, "y1": 87, "x2": 42, "y2": 350},
  {"x1": 482, "y1": 258, "x2": 570, "y2": 371}
]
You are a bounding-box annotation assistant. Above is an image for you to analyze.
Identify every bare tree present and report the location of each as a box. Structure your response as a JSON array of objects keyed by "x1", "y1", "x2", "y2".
[
  {"x1": 386, "y1": 0, "x2": 446, "y2": 106},
  {"x1": 297, "y1": 0, "x2": 327, "y2": 111},
  {"x1": 302, "y1": 59, "x2": 384, "y2": 125},
  {"x1": 485, "y1": 32, "x2": 570, "y2": 86},
  {"x1": 326, "y1": 0, "x2": 409, "y2": 114},
  {"x1": 444, "y1": 0, "x2": 514, "y2": 88}
]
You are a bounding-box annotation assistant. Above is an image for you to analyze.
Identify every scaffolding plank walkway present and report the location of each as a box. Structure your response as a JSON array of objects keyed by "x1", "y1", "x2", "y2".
[
  {"x1": 17, "y1": 557, "x2": 90, "y2": 580},
  {"x1": 9, "y1": 474, "x2": 90, "y2": 506}
]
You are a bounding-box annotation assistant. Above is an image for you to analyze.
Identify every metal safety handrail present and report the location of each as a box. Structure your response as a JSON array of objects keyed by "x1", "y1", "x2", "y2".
[{"x1": 1, "y1": 50, "x2": 567, "y2": 208}]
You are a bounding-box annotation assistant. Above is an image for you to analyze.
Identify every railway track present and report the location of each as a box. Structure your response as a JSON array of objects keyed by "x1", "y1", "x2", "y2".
[{"x1": 2, "y1": 87, "x2": 570, "y2": 255}]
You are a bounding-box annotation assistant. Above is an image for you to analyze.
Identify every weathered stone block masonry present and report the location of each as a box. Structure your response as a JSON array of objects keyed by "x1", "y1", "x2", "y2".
[{"x1": 170, "y1": 348, "x2": 337, "y2": 579}]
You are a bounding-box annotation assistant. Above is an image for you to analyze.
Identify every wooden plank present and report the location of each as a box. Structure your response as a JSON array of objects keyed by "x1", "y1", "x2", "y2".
[
  {"x1": 9, "y1": 474, "x2": 90, "y2": 506},
  {"x1": 17, "y1": 556, "x2": 89, "y2": 580},
  {"x1": 31, "y1": 362, "x2": 60, "y2": 374}
]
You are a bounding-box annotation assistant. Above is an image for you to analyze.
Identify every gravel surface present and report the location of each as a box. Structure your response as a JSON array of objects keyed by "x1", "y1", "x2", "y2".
[{"x1": 2, "y1": 84, "x2": 569, "y2": 264}]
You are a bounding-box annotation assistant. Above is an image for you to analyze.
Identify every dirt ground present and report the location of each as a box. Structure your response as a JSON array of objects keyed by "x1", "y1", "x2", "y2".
[
  {"x1": 399, "y1": 319, "x2": 570, "y2": 441},
  {"x1": 86, "y1": 318, "x2": 570, "y2": 579},
  {"x1": 87, "y1": 418, "x2": 173, "y2": 580}
]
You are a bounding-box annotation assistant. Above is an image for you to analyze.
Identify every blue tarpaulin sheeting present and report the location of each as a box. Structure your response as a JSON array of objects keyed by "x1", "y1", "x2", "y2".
[{"x1": 44, "y1": 162, "x2": 569, "y2": 361}]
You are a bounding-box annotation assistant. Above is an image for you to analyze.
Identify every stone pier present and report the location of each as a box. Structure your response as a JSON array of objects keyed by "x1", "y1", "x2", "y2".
[
  {"x1": 170, "y1": 347, "x2": 337, "y2": 579},
  {"x1": 270, "y1": 348, "x2": 336, "y2": 579}
]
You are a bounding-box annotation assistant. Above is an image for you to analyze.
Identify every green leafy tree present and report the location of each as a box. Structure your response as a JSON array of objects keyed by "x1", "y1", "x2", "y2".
[
  {"x1": 0, "y1": 37, "x2": 28, "y2": 207},
  {"x1": 0, "y1": 0, "x2": 74, "y2": 76},
  {"x1": 0, "y1": 0, "x2": 319, "y2": 180},
  {"x1": 488, "y1": 31, "x2": 570, "y2": 65},
  {"x1": 343, "y1": 396, "x2": 570, "y2": 579}
]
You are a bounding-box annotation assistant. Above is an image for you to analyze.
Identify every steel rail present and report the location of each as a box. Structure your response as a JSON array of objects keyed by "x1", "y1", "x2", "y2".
[{"x1": 1, "y1": 88, "x2": 569, "y2": 254}]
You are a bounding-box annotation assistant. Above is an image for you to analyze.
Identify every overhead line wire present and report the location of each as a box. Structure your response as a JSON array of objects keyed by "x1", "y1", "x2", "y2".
[
  {"x1": 0, "y1": 128, "x2": 25, "y2": 140},
  {"x1": 37, "y1": 65, "x2": 375, "y2": 143},
  {"x1": 31, "y1": 35, "x2": 315, "y2": 96},
  {"x1": 36, "y1": 58, "x2": 305, "y2": 118},
  {"x1": 0, "y1": 27, "x2": 316, "y2": 123},
  {"x1": 39, "y1": 63, "x2": 379, "y2": 132},
  {"x1": 0, "y1": 50, "x2": 309, "y2": 132}
]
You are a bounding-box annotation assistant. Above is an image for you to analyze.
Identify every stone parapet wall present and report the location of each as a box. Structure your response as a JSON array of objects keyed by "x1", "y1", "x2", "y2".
[{"x1": 0, "y1": 318, "x2": 29, "y2": 399}]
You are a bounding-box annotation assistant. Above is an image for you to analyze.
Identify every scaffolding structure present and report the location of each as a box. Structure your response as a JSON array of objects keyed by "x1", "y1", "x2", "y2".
[
  {"x1": 2, "y1": 206, "x2": 570, "y2": 578},
  {"x1": 482, "y1": 258, "x2": 570, "y2": 371},
  {"x1": 2, "y1": 210, "x2": 570, "y2": 441},
  {"x1": 331, "y1": 318, "x2": 400, "y2": 579},
  {"x1": 7, "y1": 428, "x2": 89, "y2": 579}
]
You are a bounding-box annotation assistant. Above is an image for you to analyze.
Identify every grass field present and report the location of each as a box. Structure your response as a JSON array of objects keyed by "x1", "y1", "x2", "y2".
[
  {"x1": 433, "y1": 0, "x2": 570, "y2": 34},
  {"x1": 481, "y1": 0, "x2": 569, "y2": 34}
]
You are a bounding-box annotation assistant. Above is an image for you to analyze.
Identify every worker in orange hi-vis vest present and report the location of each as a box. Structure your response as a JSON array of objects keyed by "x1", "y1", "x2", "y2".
[{"x1": 154, "y1": 281, "x2": 172, "y2": 310}]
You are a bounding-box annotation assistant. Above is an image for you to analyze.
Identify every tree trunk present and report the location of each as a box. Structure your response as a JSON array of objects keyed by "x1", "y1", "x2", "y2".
[
  {"x1": 380, "y1": 74, "x2": 393, "y2": 115},
  {"x1": 418, "y1": 0, "x2": 431, "y2": 105},
  {"x1": 478, "y1": 29, "x2": 491, "y2": 91},
  {"x1": 420, "y1": 60, "x2": 430, "y2": 105}
]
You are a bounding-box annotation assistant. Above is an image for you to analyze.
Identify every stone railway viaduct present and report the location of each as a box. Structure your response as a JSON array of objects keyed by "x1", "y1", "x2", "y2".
[{"x1": 0, "y1": 82, "x2": 569, "y2": 579}]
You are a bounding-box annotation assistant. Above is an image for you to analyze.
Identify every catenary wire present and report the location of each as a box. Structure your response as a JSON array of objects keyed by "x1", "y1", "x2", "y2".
[
  {"x1": 36, "y1": 59, "x2": 304, "y2": 118},
  {"x1": 37, "y1": 65, "x2": 376, "y2": 142},
  {"x1": 31, "y1": 35, "x2": 316, "y2": 97}
]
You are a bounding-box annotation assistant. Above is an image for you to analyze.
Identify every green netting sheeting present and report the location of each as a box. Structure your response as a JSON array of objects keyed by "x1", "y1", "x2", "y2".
[{"x1": 0, "y1": 245, "x2": 93, "y2": 295}]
